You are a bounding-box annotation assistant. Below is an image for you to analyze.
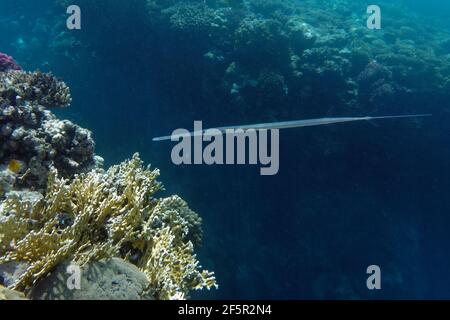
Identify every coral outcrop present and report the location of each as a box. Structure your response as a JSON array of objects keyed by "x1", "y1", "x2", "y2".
[
  {"x1": 0, "y1": 54, "x2": 216, "y2": 300},
  {"x1": 0, "y1": 68, "x2": 95, "y2": 196},
  {"x1": 0, "y1": 71, "x2": 72, "y2": 108},
  {"x1": 0, "y1": 154, "x2": 216, "y2": 299}
]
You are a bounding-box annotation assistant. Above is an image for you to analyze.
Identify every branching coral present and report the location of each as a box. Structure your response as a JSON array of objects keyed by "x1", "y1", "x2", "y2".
[
  {"x1": 139, "y1": 227, "x2": 216, "y2": 300},
  {"x1": 0, "y1": 154, "x2": 216, "y2": 299}
]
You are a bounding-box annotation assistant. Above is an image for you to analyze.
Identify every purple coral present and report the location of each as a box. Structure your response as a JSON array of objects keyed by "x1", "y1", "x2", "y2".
[{"x1": 0, "y1": 52, "x2": 22, "y2": 72}]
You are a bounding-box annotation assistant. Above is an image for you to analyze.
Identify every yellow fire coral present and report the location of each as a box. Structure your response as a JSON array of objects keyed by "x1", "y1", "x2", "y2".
[{"x1": 0, "y1": 154, "x2": 216, "y2": 299}]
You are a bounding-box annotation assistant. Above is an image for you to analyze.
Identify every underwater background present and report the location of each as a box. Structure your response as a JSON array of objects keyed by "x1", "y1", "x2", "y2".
[{"x1": 1, "y1": 0, "x2": 449, "y2": 299}]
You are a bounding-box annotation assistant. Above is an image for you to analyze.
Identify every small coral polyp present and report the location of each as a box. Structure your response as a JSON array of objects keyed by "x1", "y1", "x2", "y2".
[{"x1": 0, "y1": 55, "x2": 216, "y2": 300}]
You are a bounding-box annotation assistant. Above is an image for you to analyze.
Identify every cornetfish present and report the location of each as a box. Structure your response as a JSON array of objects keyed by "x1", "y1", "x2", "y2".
[{"x1": 152, "y1": 114, "x2": 432, "y2": 142}]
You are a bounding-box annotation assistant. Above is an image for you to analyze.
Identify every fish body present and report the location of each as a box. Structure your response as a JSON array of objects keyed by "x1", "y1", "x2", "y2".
[
  {"x1": 7, "y1": 159, "x2": 23, "y2": 173},
  {"x1": 152, "y1": 114, "x2": 432, "y2": 142}
]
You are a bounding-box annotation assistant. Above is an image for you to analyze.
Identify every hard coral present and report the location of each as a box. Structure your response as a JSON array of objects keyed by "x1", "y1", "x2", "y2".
[
  {"x1": 0, "y1": 70, "x2": 93, "y2": 194},
  {"x1": 163, "y1": 1, "x2": 226, "y2": 35},
  {"x1": 357, "y1": 60, "x2": 397, "y2": 106},
  {"x1": 0, "y1": 71, "x2": 72, "y2": 108},
  {"x1": 0, "y1": 154, "x2": 216, "y2": 299},
  {"x1": 234, "y1": 17, "x2": 287, "y2": 64}
]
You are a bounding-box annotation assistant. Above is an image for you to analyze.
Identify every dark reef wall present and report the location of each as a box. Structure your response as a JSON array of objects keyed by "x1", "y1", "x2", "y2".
[{"x1": 142, "y1": 0, "x2": 450, "y2": 120}]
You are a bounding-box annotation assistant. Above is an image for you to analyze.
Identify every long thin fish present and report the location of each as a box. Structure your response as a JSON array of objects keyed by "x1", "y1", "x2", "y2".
[{"x1": 152, "y1": 114, "x2": 432, "y2": 142}]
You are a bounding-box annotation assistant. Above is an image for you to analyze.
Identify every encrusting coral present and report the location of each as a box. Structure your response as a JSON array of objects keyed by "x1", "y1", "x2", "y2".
[{"x1": 0, "y1": 154, "x2": 217, "y2": 300}]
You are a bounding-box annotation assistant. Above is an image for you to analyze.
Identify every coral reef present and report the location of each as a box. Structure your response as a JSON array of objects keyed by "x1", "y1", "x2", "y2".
[
  {"x1": 35, "y1": 0, "x2": 449, "y2": 300},
  {"x1": 357, "y1": 60, "x2": 397, "y2": 108},
  {"x1": 0, "y1": 70, "x2": 72, "y2": 108},
  {"x1": 163, "y1": 2, "x2": 223, "y2": 34},
  {"x1": 35, "y1": 0, "x2": 450, "y2": 120},
  {"x1": 0, "y1": 154, "x2": 216, "y2": 299},
  {"x1": 138, "y1": 0, "x2": 450, "y2": 117},
  {"x1": 0, "y1": 54, "x2": 216, "y2": 300},
  {"x1": 0, "y1": 69, "x2": 94, "y2": 195}
]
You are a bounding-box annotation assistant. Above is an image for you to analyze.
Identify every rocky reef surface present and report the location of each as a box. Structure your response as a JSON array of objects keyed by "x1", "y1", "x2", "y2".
[
  {"x1": 0, "y1": 56, "x2": 216, "y2": 300},
  {"x1": 143, "y1": 0, "x2": 450, "y2": 117}
]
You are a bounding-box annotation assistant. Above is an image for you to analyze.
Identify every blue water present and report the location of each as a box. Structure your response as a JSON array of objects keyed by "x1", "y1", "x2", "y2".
[{"x1": 1, "y1": 0, "x2": 450, "y2": 299}]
